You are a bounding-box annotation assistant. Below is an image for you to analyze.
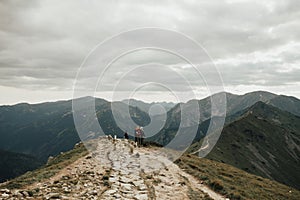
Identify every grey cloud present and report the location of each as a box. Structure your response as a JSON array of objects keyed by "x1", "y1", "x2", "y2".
[{"x1": 0, "y1": 0, "x2": 299, "y2": 102}]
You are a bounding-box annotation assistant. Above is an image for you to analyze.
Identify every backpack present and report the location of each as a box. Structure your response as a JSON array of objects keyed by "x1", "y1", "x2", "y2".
[{"x1": 136, "y1": 129, "x2": 142, "y2": 137}]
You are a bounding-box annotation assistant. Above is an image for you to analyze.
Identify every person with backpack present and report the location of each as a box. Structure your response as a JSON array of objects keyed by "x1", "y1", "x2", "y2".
[
  {"x1": 134, "y1": 126, "x2": 139, "y2": 144},
  {"x1": 140, "y1": 127, "x2": 145, "y2": 146},
  {"x1": 124, "y1": 131, "x2": 129, "y2": 139}
]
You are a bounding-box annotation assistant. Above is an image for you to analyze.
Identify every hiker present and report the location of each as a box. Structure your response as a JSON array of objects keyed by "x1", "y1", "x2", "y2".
[
  {"x1": 124, "y1": 131, "x2": 129, "y2": 139},
  {"x1": 140, "y1": 127, "x2": 145, "y2": 146},
  {"x1": 135, "y1": 126, "x2": 143, "y2": 147},
  {"x1": 134, "y1": 127, "x2": 139, "y2": 143}
]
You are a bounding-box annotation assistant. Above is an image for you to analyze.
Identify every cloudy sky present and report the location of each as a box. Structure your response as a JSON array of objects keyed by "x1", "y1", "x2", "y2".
[{"x1": 0, "y1": 0, "x2": 299, "y2": 104}]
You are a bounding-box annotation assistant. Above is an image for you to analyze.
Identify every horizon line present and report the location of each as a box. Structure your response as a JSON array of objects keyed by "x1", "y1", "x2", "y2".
[{"x1": 1, "y1": 90, "x2": 298, "y2": 107}]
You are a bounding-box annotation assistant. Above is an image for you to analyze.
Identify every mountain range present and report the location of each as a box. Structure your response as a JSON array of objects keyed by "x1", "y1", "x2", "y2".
[
  {"x1": 0, "y1": 98, "x2": 149, "y2": 162},
  {"x1": 0, "y1": 91, "x2": 299, "y2": 190},
  {"x1": 121, "y1": 99, "x2": 175, "y2": 115},
  {"x1": 154, "y1": 91, "x2": 300, "y2": 188},
  {"x1": 152, "y1": 91, "x2": 300, "y2": 145}
]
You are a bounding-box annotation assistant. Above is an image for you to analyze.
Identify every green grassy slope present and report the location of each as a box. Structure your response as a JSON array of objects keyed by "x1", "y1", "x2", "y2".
[
  {"x1": 177, "y1": 154, "x2": 300, "y2": 200},
  {"x1": 195, "y1": 102, "x2": 300, "y2": 189}
]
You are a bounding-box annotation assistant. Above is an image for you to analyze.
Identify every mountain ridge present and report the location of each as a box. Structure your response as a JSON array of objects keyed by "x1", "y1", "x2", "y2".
[
  {"x1": 195, "y1": 101, "x2": 300, "y2": 189},
  {"x1": 1, "y1": 138, "x2": 299, "y2": 200}
]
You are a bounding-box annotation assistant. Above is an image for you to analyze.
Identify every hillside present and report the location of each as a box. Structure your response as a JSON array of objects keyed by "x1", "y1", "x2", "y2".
[
  {"x1": 153, "y1": 91, "x2": 300, "y2": 146},
  {"x1": 268, "y1": 95, "x2": 300, "y2": 117},
  {"x1": 0, "y1": 97, "x2": 150, "y2": 162},
  {"x1": 0, "y1": 149, "x2": 42, "y2": 183},
  {"x1": 190, "y1": 102, "x2": 300, "y2": 189},
  {"x1": 1, "y1": 138, "x2": 299, "y2": 200},
  {"x1": 177, "y1": 154, "x2": 300, "y2": 200},
  {"x1": 224, "y1": 91, "x2": 300, "y2": 117}
]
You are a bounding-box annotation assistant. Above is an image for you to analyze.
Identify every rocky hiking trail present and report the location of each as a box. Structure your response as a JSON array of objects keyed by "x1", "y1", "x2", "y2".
[{"x1": 0, "y1": 138, "x2": 226, "y2": 200}]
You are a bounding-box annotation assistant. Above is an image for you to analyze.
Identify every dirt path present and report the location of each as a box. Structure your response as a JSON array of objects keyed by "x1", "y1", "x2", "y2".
[
  {"x1": 1, "y1": 138, "x2": 226, "y2": 200},
  {"x1": 97, "y1": 138, "x2": 226, "y2": 200}
]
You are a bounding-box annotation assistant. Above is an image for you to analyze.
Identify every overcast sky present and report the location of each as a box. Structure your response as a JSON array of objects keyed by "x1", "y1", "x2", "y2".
[{"x1": 0, "y1": 0, "x2": 299, "y2": 104}]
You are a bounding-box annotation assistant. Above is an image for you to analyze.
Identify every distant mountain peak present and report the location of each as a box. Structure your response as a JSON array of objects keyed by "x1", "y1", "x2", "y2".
[{"x1": 248, "y1": 100, "x2": 271, "y2": 110}]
